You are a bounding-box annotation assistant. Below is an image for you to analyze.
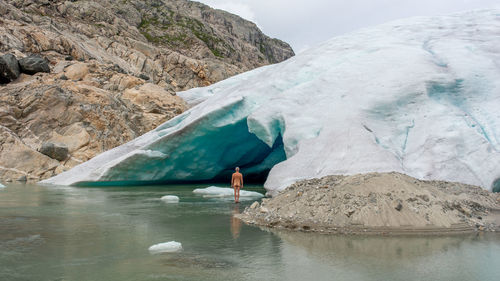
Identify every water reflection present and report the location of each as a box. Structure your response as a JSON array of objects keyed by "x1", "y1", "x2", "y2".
[
  {"x1": 270, "y1": 229, "x2": 500, "y2": 281},
  {"x1": 230, "y1": 205, "x2": 242, "y2": 239},
  {"x1": 273, "y1": 229, "x2": 470, "y2": 260}
]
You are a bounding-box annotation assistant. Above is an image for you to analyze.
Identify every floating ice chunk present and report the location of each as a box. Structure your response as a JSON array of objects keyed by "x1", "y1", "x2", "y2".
[
  {"x1": 160, "y1": 195, "x2": 180, "y2": 203},
  {"x1": 193, "y1": 186, "x2": 264, "y2": 199},
  {"x1": 148, "y1": 241, "x2": 182, "y2": 254},
  {"x1": 0, "y1": 183, "x2": 5, "y2": 188}
]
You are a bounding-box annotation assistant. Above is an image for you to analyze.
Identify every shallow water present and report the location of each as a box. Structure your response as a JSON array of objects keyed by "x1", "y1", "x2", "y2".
[{"x1": 0, "y1": 183, "x2": 499, "y2": 281}]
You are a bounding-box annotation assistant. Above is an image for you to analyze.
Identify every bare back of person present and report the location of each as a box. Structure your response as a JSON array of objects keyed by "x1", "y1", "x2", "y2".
[{"x1": 231, "y1": 167, "x2": 243, "y2": 203}]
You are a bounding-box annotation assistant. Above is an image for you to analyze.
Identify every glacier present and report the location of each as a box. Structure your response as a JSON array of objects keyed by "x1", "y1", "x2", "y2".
[{"x1": 42, "y1": 10, "x2": 500, "y2": 195}]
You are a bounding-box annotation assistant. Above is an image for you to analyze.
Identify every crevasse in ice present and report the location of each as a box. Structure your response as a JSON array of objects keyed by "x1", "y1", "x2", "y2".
[{"x1": 42, "y1": 10, "x2": 500, "y2": 195}]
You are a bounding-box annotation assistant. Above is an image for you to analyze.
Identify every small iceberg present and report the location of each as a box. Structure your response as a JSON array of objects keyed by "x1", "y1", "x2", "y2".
[
  {"x1": 160, "y1": 195, "x2": 180, "y2": 203},
  {"x1": 193, "y1": 186, "x2": 264, "y2": 199},
  {"x1": 148, "y1": 241, "x2": 182, "y2": 254}
]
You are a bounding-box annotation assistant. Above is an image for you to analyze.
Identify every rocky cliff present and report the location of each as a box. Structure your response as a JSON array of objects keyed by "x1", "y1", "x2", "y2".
[{"x1": 0, "y1": 0, "x2": 294, "y2": 183}]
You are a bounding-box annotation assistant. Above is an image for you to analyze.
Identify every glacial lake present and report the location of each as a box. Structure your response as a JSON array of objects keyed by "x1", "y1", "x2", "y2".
[{"x1": 1, "y1": 183, "x2": 499, "y2": 281}]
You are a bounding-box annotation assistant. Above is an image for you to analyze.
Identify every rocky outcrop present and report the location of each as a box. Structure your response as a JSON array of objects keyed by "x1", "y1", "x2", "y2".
[
  {"x1": 0, "y1": 62, "x2": 187, "y2": 182},
  {"x1": 0, "y1": 0, "x2": 294, "y2": 90},
  {"x1": 0, "y1": 0, "x2": 294, "y2": 183},
  {"x1": 239, "y1": 172, "x2": 500, "y2": 235}
]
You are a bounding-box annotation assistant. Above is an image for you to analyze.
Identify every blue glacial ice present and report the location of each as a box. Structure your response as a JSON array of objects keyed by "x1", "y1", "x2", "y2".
[{"x1": 42, "y1": 10, "x2": 500, "y2": 195}]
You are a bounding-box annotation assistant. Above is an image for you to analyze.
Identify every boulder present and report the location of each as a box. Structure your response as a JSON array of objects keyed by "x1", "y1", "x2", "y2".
[
  {"x1": 139, "y1": 73, "x2": 150, "y2": 81},
  {"x1": 64, "y1": 63, "x2": 89, "y2": 80},
  {"x1": 0, "y1": 54, "x2": 20, "y2": 83},
  {"x1": 249, "y1": 201, "x2": 260, "y2": 209},
  {"x1": 39, "y1": 142, "x2": 69, "y2": 161},
  {"x1": 17, "y1": 175, "x2": 27, "y2": 182},
  {"x1": 19, "y1": 55, "x2": 50, "y2": 75},
  {"x1": 48, "y1": 123, "x2": 90, "y2": 153}
]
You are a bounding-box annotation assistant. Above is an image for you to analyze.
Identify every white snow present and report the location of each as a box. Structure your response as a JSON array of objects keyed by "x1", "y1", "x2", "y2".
[
  {"x1": 41, "y1": 10, "x2": 500, "y2": 195},
  {"x1": 160, "y1": 195, "x2": 180, "y2": 203},
  {"x1": 193, "y1": 186, "x2": 264, "y2": 199},
  {"x1": 148, "y1": 241, "x2": 182, "y2": 254}
]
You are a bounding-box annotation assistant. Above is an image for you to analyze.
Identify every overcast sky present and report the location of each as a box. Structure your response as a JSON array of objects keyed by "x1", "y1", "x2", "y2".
[{"x1": 197, "y1": 0, "x2": 500, "y2": 53}]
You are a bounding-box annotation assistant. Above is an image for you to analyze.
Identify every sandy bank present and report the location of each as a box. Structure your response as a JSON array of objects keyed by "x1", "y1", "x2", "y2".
[{"x1": 238, "y1": 172, "x2": 500, "y2": 235}]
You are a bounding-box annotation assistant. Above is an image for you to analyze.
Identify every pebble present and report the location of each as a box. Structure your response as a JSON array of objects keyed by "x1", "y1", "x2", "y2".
[
  {"x1": 395, "y1": 202, "x2": 403, "y2": 211},
  {"x1": 249, "y1": 201, "x2": 259, "y2": 209},
  {"x1": 259, "y1": 207, "x2": 269, "y2": 213}
]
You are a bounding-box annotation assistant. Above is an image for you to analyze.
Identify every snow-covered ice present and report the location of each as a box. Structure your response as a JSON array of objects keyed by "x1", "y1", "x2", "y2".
[
  {"x1": 41, "y1": 10, "x2": 500, "y2": 195},
  {"x1": 148, "y1": 241, "x2": 182, "y2": 254},
  {"x1": 193, "y1": 186, "x2": 264, "y2": 199},
  {"x1": 160, "y1": 195, "x2": 180, "y2": 203}
]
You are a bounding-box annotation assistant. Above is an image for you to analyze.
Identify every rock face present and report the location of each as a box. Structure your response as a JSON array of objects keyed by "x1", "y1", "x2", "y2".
[
  {"x1": 0, "y1": 61, "x2": 187, "y2": 182},
  {"x1": 238, "y1": 172, "x2": 500, "y2": 235},
  {"x1": 0, "y1": 0, "x2": 294, "y2": 182},
  {"x1": 0, "y1": 0, "x2": 294, "y2": 90}
]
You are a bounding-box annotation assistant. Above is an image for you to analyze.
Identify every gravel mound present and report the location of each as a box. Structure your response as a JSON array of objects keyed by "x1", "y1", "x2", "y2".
[{"x1": 238, "y1": 172, "x2": 500, "y2": 235}]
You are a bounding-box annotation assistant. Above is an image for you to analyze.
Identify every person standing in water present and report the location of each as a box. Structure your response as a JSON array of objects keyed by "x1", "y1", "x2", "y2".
[{"x1": 231, "y1": 167, "x2": 243, "y2": 203}]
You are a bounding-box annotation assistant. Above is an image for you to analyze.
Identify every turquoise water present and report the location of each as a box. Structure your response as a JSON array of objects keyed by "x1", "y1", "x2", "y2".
[{"x1": 1, "y1": 183, "x2": 499, "y2": 281}]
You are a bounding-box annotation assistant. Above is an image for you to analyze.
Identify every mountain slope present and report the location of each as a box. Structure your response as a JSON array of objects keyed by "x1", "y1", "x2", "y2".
[{"x1": 1, "y1": 0, "x2": 294, "y2": 89}]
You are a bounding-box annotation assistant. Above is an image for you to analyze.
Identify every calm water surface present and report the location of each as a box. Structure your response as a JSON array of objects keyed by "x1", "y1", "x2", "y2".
[{"x1": 0, "y1": 183, "x2": 499, "y2": 281}]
